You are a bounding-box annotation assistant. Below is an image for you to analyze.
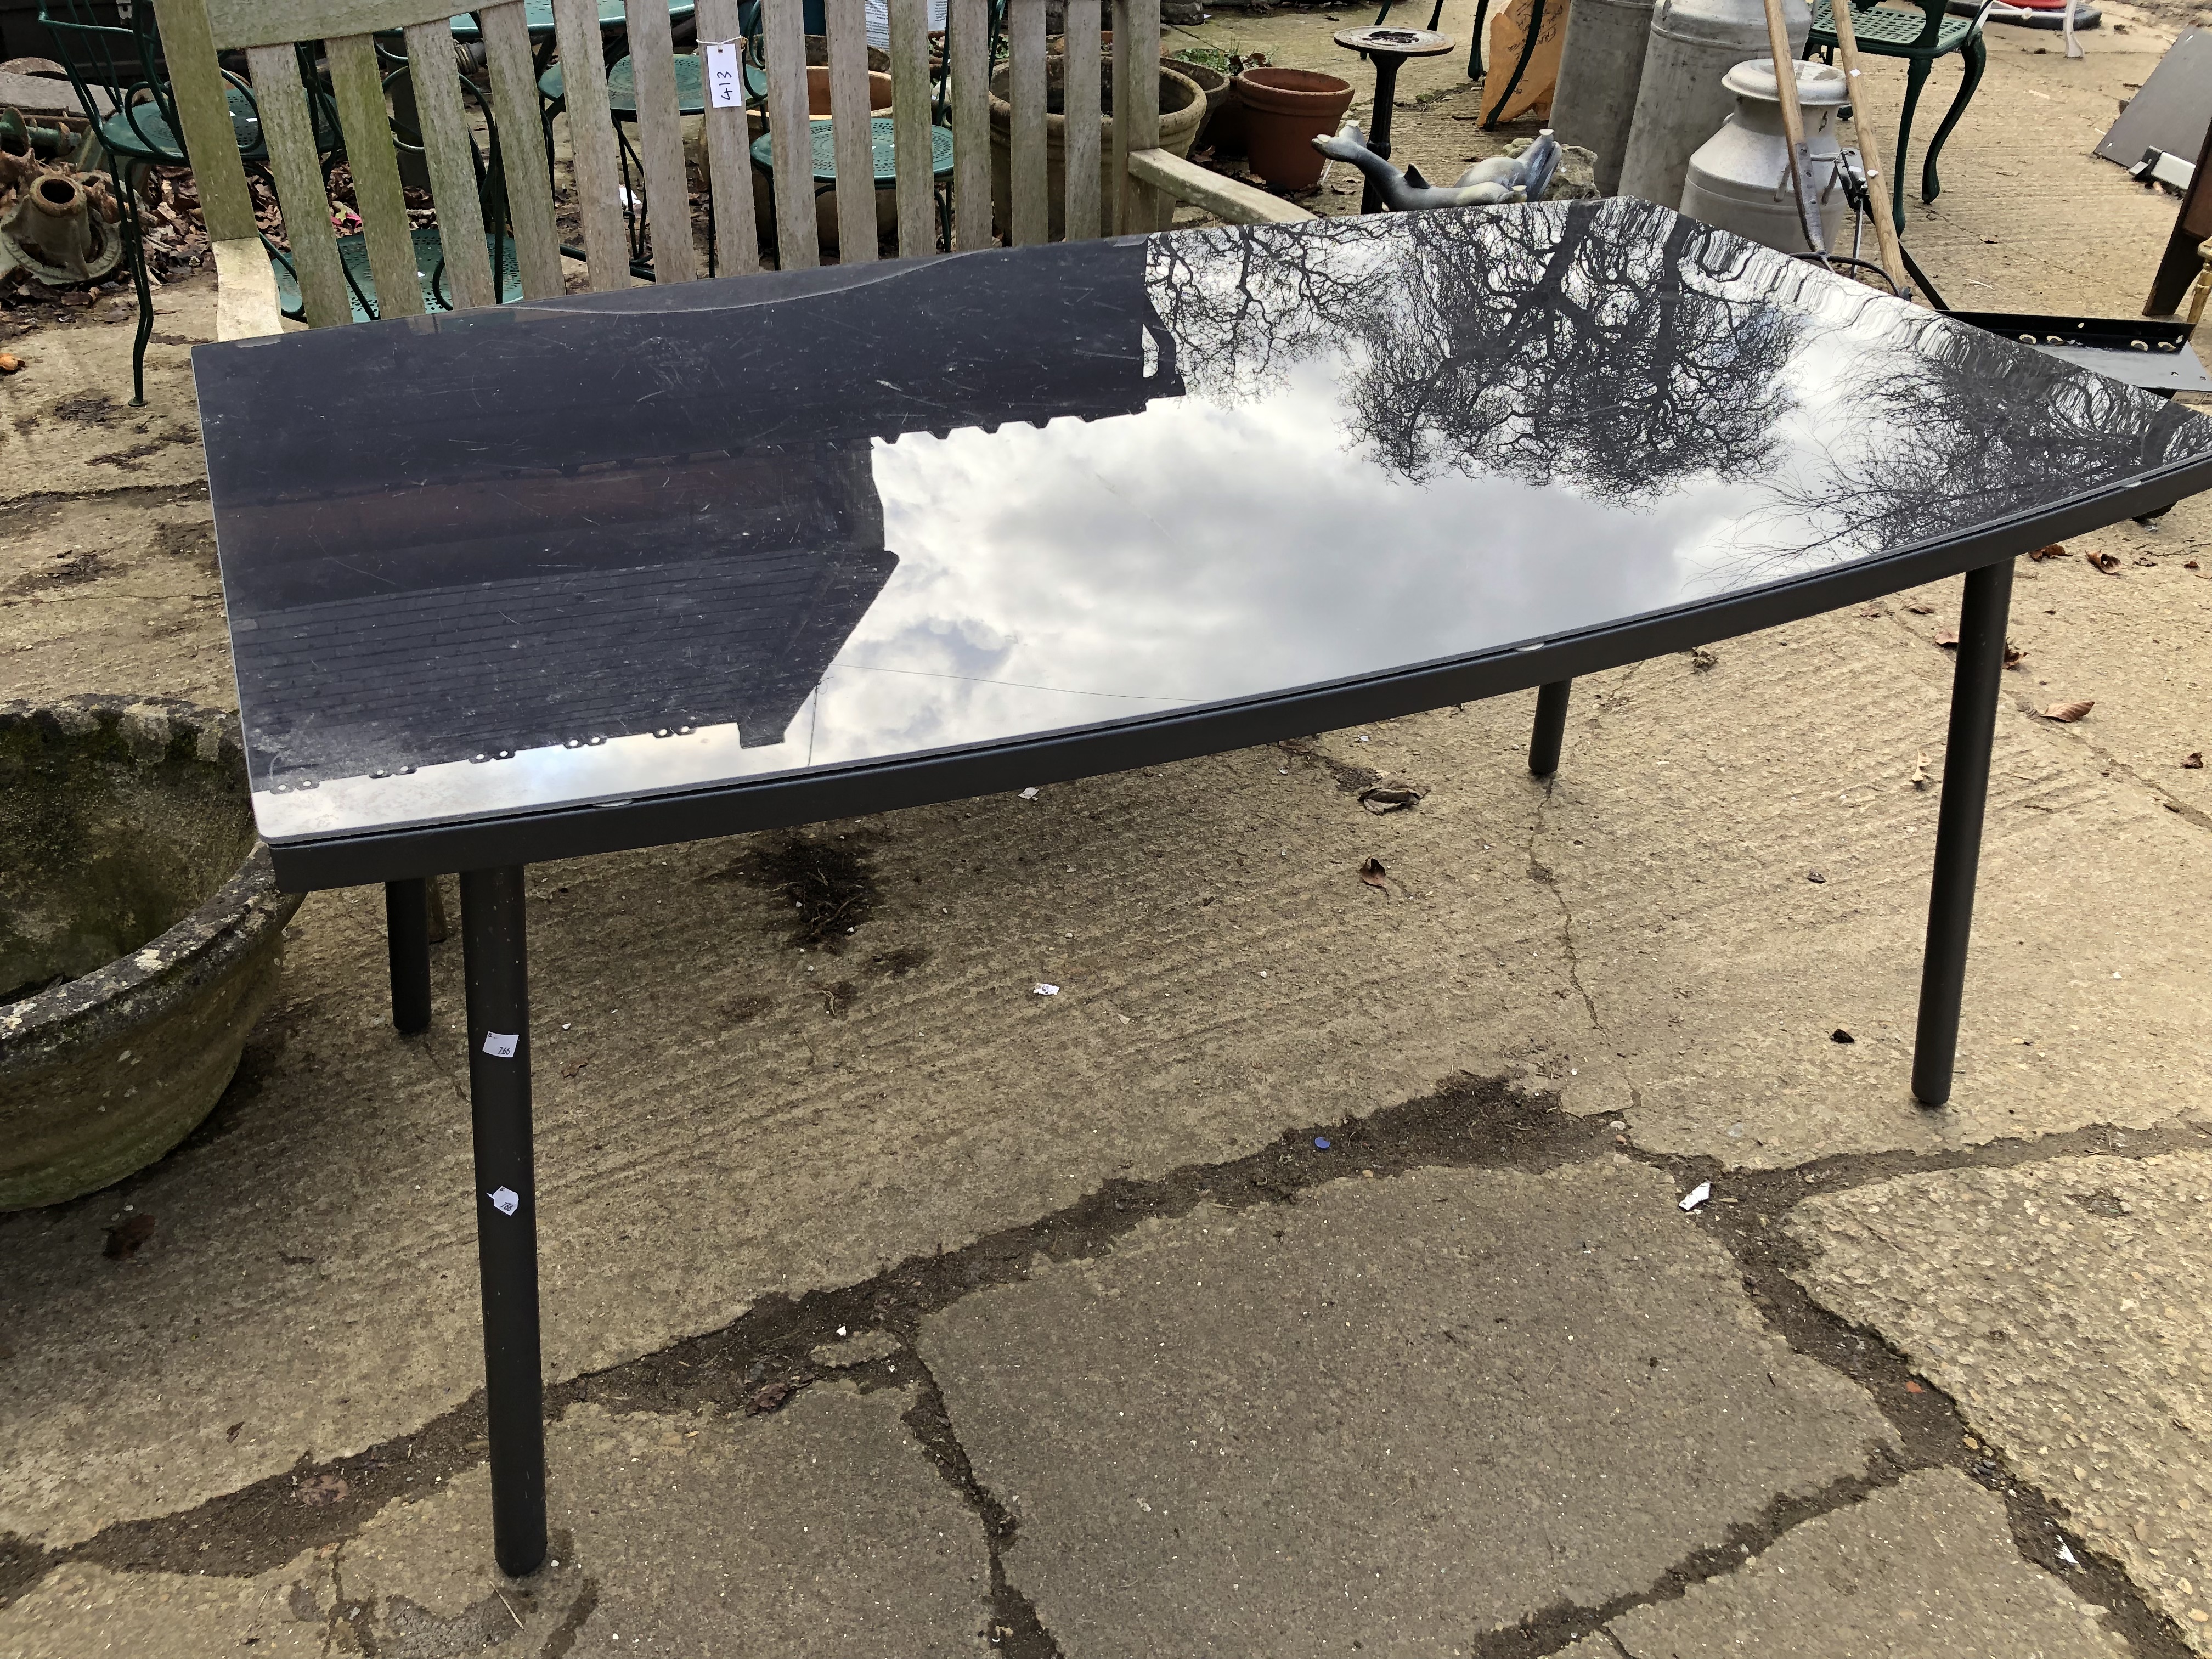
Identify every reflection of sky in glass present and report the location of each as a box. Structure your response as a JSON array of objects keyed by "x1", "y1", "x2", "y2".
[{"x1": 210, "y1": 205, "x2": 2212, "y2": 843}]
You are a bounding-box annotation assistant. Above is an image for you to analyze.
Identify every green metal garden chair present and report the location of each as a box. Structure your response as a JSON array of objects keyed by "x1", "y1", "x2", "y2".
[{"x1": 1807, "y1": 0, "x2": 1996, "y2": 228}]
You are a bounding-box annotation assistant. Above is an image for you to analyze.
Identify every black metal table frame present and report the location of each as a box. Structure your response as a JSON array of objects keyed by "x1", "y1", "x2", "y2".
[{"x1": 313, "y1": 455, "x2": 2204, "y2": 1578}]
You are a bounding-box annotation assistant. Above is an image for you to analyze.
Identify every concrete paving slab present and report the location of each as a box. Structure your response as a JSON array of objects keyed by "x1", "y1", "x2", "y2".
[
  {"x1": 1791, "y1": 1153, "x2": 2212, "y2": 1649},
  {"x1": 0, "y1": 1383, "x2": 989, "y2": 1657},
  {"x1": 2, "y1": 485, "x2": 233, "y2": 709},
  {"x1": 0, "y1": 708, "x2": 1613, "y2": 1547},
  {"x1": 0, "y1": 1556, "x2": 327, "y2": 1658},
  {"x1": 337, "y1": 1389, "x2": 991, "y2": 1657},
  {"x1": 1600, "y1": 1469, "x2": 2125, "y2": 1657},
  {"x1": 0, "y1": 279, "x2": 216, "y2": 498},
  {"x1": 917, "y1": 1160, "x2": 1897, "y2": 1656},
  {"x1": 1328, "y1": 557, "x2": 2212, "y2": 1167}
]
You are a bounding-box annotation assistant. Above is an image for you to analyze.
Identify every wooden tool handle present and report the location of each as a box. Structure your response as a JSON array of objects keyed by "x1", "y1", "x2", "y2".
[{"x1": 1824, "y1": 0, "x2": 1915, "y2": 298}]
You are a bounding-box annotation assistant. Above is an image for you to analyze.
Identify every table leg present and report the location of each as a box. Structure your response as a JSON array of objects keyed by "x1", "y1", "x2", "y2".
[
  {"x1": 1910, "y1": 557, "x2": 2013, "y2": 1108},
  {"x1": 1528, "y1": 679, "x2": 1572, "y2": 777},
  {"x1": 385, "y1": 879, "x2": 433, "y2": 1035},
  {"x1": 460, "y1": 865, "x2": 548, "y2": 1577},
  {"x1": 1362, "y1": 55, "x2": 1406, "y2": 216}
]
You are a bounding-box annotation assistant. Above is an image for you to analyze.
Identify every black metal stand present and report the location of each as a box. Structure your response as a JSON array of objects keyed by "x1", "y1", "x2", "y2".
[
  {"x1": 1361, "y1": 54, "x2": 1409, "y2": 216},
  {"x1": 385, "y1": 879, "x2": 433, "y2": 1035},
  {"x1": 1528, "y1": 679, "x2": 1572, "y2": 777},
  {"x1": 460, "y1": 866, "x2": 548, "y2": 1577},
  {"x1": 1910, "y1": 557, "x2": 2013, "y2": 1107}
]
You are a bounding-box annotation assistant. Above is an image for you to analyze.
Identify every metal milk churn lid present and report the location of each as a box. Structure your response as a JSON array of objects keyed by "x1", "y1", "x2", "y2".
[
  {"x1": 1680, "y1": 57, "x2": 1853, "y2": 255},
  {"x1": 1616, "y1": 0, "x2": 1810, "y2": 211}
]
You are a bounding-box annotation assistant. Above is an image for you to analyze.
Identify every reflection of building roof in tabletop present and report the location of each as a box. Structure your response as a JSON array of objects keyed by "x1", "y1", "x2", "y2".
[{"x1": 234, "y1": 448, "x2": 894, "y2": 784}]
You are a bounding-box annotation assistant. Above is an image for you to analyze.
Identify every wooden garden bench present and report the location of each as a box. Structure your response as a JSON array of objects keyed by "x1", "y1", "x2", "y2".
[{"x1": 149, "y1": 0, "x2": 1313, "y2": 341}]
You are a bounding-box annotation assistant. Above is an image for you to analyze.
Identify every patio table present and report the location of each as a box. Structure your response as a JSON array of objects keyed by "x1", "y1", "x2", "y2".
[{"x1": 190, "y1": 199, "x2": 2212, "y2": 1576}]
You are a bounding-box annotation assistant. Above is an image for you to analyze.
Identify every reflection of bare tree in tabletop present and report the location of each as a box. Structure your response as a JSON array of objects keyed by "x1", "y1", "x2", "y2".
[
  {"x1": 1759, "y1": 315, "x2": 2209, "y2": 562},
  {"x1": 1147, "y1": 199, "x2": 1805, "y2": 506}
]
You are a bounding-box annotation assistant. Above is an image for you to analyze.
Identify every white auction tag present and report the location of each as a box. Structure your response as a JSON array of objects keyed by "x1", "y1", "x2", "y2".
[
  {"x1": 488, "y1": 1186, "x2": 521, "y2": 1216},
  {"x1": 704, "y1": 39, "x2": 744, "y2": 108},
  {"x1": 483, "y1": 1031, "x2": 518, "y2": 1058}
]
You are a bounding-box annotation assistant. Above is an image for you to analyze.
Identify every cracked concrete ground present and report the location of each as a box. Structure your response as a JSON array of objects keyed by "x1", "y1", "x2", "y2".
[{"x1": 4, "y1": 5, "x2": 2212, "y2": 1654}]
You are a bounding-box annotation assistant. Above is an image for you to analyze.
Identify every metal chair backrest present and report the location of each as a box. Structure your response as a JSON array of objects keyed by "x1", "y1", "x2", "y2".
[{"x1": 36, "y1": 2, "x2": 167, "y2": 150}]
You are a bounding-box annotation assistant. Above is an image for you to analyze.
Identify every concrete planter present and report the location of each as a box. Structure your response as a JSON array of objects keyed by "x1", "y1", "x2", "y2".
[
  {"x1": 988, "y1": 55, "x2": 1205, "y2": 241},
  {"x1": 0, "y1": 696, "x2": 301, "y2": 1210}
]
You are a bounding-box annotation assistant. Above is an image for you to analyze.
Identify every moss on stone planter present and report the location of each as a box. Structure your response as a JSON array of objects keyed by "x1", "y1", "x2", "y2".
[{"x1": 0, "y1": 696, "x2": 302, "y2": 1210}]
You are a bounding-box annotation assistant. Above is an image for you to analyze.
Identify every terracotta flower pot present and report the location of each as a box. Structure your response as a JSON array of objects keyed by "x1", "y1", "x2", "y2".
[
  {"x1": 987, "y1": 55, "x2": 1205, "y2": 241},
  {"x1": 1232, "y1": 66, "x2": 1355, "y2": 190}
]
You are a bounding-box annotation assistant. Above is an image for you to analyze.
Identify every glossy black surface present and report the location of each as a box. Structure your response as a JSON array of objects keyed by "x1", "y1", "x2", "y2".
[{"x1": 195, "y1": 199, "x2": 2212, "y2": 872}]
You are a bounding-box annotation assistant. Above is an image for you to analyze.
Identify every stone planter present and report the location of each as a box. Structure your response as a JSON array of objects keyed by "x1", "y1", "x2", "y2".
[
  {"x1": 988, "y1": 55, "x2": 1205, "y2": 242},
  {"x1": 1167, "y1": 56, "x2": 1231, "y2": 149},
  {"x1": 1, "y1": 696, "x2": 301, "y2": 1210},
  {"x1": 1232, "y1": 66, "x2": 1355, "y2": 191}
]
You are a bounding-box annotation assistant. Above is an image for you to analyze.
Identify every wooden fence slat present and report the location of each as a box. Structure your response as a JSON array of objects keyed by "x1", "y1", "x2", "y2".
[
  {"x1": 1113, "y1": 0, "x2": 1161, "y2": 233},
  {"x1": 148, "y1": 0, "x2": 257, "y2": 241},
  {"x1": 695, "y1": 0, "x2": 761, "y2": 274},
  {"x1": 478, "y1": 0, "x2": 565, "y2": 298},
  {"x1": 402, "y1": 18, "x2": 495, "y2": 308},
  {"x1": 823, "y1": 0, "x2": 878, "y2": 261},
  {"x1": 244, "y1": 42, "x2": 351, "y2": 326},
  {"x1": 888, "y1": 0, "x2": 934, "y2": 257},
  {"x1": 947, "y1": 0, "x2": 989, "y2": 249},
  {"x1": 1008, "y1": 0, "x2": 1047, "y2": 245},
  {"x1": 1062, "y1": 0, "x2": 1100, "y2": 241},
  {"x1": 327, "y1": 32, "x2": 425, "y2": 317},
  {"x1": 207, "y1": 0, "x2": 456, "y2": 49},
  {"x1": 549, "y1": 0, "x2": 634, "y2": 288},
  {"x1": 763, "y1": 0, "x2": 819, "y2": 269},
  {"x1": 624, "y1": 0, "x2": 699, "y2": 282}
]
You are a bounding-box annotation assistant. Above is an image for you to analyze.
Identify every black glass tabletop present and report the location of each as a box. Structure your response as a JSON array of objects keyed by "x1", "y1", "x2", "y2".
[{"x1": 193, "y1": 200, "x2": 2212, "y2": 882}]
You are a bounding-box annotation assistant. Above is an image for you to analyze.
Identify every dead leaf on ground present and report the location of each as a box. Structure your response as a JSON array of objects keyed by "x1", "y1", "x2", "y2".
[
  {"x1": 2184, "y1": 752, "x2": 2204, "y2": 770},
  {"x1": 296, "y1": 1473, "x2": 348, "y2": 1508},
  {"x1": 2026, "y1": 544, "x2": 2067, "y2": 561},
  {"x1": 560, "y1": 1053, "x2": 594, "y2": 1079},
  {"x1": 1357, "y1": 777, "x2": 1426, "y2": 814},
  {"x1": 1933, "y1": 630, "x2": 1959, "y2": 648},
  {"x1": 1689, "y1": 647, "x2": 1717, "y2": 672},
  {"x1": 1358, "y1": 857, "x2": 1388, "y2": 890},
  {"x1": 2004, "y1": 641, "x2": 2024, "y2": 668},
  {"x1": 2083, "y1": 549, "x2": 2121, "y2": 574},
  {"x1": 226, "y1": 1421, "x2": 245, "y2": 1442},
  {"x1": 1905, "y1": 602, "x2": 1935, "y2": 614},
  {"x1": 1910, "y1": 753, "x2": 1930, "y2": 790},
  {"x1": 103, "y1": 1214, "x2": 155, "y2": 1260},
  {"x1": 747, "y1": 1380, "x2": 803, "y2": 1415},
  {"x1": 2042, "y1": 701, "x2": 2094, "y2": 723}
]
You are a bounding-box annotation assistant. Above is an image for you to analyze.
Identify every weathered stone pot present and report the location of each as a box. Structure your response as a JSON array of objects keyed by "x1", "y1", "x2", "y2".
[
  {"x1": 1166, "y1": 55, "x2": 1231, "y2": 148},
  {"x1": 0, "y1": 696, "x2": 301, "y2": 1210},
  {"x1": 988, "y1": 55, "x2": 1205, "y2": 242}
]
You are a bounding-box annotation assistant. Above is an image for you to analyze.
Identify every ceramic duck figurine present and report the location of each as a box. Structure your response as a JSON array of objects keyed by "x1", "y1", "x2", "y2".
[{"x1": 1312, "y1": 123, "x2": 1562, "y2": 212}]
